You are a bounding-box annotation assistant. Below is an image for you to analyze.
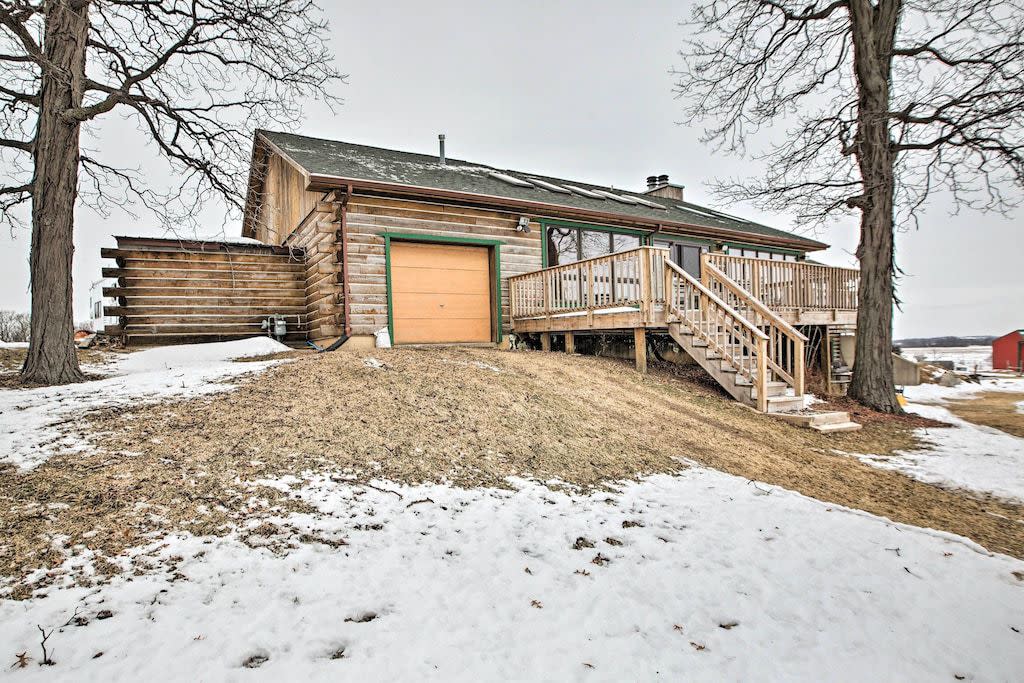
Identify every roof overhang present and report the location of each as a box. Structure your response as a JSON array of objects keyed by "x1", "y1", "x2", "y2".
[{"x1": 305, "y1": 172, "x2": 828, "y2": 252}]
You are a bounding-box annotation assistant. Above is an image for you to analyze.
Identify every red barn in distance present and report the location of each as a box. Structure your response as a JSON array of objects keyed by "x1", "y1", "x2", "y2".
[{"x1": 992, "y1": 330, "x2": 1024, "y2": 372}]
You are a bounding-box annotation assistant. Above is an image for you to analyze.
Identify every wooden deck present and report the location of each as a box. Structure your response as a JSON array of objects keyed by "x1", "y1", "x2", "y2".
[
  {"x1": 508, "y1": 247, "x2": 860, "y2": 413},
  {"x1": 509, "y1": 247, "x2": 859, "y2": 334}
]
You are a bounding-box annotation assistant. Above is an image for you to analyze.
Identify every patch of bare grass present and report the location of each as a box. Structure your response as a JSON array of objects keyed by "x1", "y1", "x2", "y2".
[
  {"x1": 3, "y1": 347, "x2": 1024, "y2": 598},
  {"x1": 945, "y1": 391, "x2": 1024, "y2": 438}
]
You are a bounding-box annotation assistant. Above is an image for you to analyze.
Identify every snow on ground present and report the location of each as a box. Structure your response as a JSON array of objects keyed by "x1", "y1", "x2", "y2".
[
  {"x1": 0, "y1": 341, "x2": 28, "y2": 349},
  {"x1": 0, "y1": 337, "x2": 291, "y2": 471},
  {"x1": 854, "y1": 378, "x2": 1024, "y2": 502},
  {"x1": 903, "y1": 376, "x2": 1024, "y2": 403},
  {"x1": 1, "y1": 467, "x2": 1021, "y2": 681},
  {"x1": 901, "y1": 345, "x2": 992, "y2": 372}
]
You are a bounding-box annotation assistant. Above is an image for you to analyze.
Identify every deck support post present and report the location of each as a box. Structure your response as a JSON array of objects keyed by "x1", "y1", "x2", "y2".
[
  {"x1": 634, "y1": 327, "x2": 647, "y2": 373},
  {"x1": 564, "y1": 332, "x2": 575, "y2": 354},
  {"x1": 540, "y1": 332, "x2": 551, "y2": 352}
]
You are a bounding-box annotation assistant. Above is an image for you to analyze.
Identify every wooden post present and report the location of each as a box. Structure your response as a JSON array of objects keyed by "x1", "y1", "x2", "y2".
[
  {"x1": 794, "y1": 337, "x2": 806, "y2": 396},
  {"x1": 586, "y1": 261, "x2": 594, "y2": 327},
  {"x1": 564, "y1": 332, "x2": 575, "y2": 355},
  {"x1": 640, "y1": 248, "x2": 652, "y2": 324},
  {"x1": 634, "y1": 327, "x2": 647, "y2": 374},
  {"x1": 756, "y1": 337, "x2": 769, "y2": 412},
  {"x1": 540, "y1": 332, "x2": 551, "y2": 352}
]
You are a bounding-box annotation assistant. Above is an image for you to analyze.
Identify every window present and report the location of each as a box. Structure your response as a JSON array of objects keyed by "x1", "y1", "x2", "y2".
[
  {"x1": 654, "y1": 238, "x2": 707, "y2": 278},
  {"x1": 580, "y1": 229, "x2": 610, "y2": 260},
  {"x1": 612, "y1": 234, "x2": 641, "y2": 252},
  {"x1": 726, "y1": 245, "x2": 799, "y2": 262},
  {"x1": 547, "y1": 227, "x2": 578, "y2": 266},
  {"x1": 545, "y1": 225, "x2": 642, "y2": 266}
]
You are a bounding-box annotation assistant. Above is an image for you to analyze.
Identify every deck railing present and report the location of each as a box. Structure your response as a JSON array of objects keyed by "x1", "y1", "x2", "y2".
[
  {"x1": 509, "y1": 246, "x2": 666, "y2": 322},
  {"x1": 701, "y1": 262, "x2": 807, "y2": 394},
  {"x1": 703, "y1": 253, "x2": 859, "y2": 312}
]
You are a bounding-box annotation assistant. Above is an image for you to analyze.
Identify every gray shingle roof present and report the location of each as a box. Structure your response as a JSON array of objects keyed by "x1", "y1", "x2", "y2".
[{"x1": 259, "y1": 130, "x2": 826, "y2": 251}]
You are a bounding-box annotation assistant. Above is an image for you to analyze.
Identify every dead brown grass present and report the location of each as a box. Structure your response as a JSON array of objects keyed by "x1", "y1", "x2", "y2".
[
  {"x1": 0, "y1": 347, "x2": 128, "y2": 388},
  {"x1": 3, "y1": 347, "x2": 1024, "y2": 598},
  {"x1": 945, "y1": 391, "x2": 1024, "y2": 438}
]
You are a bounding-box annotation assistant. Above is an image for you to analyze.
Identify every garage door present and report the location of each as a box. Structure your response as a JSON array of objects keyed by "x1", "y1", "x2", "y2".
[{"x1": 390, "y1": 241, "x2": 492, "y2": 344}]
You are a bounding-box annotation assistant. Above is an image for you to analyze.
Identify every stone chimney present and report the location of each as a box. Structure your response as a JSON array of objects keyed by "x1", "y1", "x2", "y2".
[{"x1": 644, "y1": 174, "x2": 684, "y2": 201}]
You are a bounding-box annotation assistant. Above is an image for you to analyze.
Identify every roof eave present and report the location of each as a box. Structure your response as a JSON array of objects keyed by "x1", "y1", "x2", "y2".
[
  {"x1": 241, "y1": 131, "x2": 315, "y2": 239},
  {"x1": 306, "y1": 172, "x2": 828, "y2": 252}
]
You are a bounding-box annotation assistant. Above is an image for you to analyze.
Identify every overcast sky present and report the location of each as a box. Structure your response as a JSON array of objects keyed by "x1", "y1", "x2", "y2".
[{"x1": 3, "y1": 0, "x2": 1020, "y2": 338}]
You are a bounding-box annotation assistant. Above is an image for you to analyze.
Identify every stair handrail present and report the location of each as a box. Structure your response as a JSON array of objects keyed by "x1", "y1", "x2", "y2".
[
  {"x1": 701, "y1": 261, "x2": 807, "y2": 395},
  {"x1": 664, "y1": 259, "x2": 772, "y2": 411},
  {"x1": 664, "y1": 260, "x2": 769, "y2": 341}
]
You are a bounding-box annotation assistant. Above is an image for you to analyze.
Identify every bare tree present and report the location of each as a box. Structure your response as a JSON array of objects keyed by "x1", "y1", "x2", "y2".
[
  {"x1": 0, "y1": 0, "x2": 343, "y2": 384},
  {"x1": 0, "y1": 310, "x2": 31, "y2": 342},
  {"x1": 674, "y1": 0, "x2": 1023, "y2": 412}
]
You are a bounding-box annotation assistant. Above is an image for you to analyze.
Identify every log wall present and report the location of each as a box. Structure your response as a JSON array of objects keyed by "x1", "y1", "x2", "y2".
[
  {"x1": 283, "y1": 198, "x2": 345, "y2": 341},
  {"x1": 342, "y1": 195, "x2": 543, "y2": 337},
  {"x1": 102, "y1": 237, "x2": 309, "y2": 345},
  {"x1": 253, "y1": 154, "x2": 323, "y2": 245}
]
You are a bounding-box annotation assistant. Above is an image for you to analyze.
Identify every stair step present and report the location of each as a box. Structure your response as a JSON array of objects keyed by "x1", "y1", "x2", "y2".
[
  {"x1": 811, "y1": 421, "x2": 863, "y2": 434},
  {"x1": 765, "y1": 395, "x2": 805, "y2": 413},
  {"x1": 736, "y1": 379, "x2": 789, "y2": 398}
]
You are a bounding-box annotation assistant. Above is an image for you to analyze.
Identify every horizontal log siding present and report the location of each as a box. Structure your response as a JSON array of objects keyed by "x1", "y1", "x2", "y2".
[
  {"x1": 284, "y1": 199, "x2": 343, "y2": 341},
  {"x1": 344, "y1": 195, "x2": 542, "y2": 337},
  {"x1": 102, "y1": 238, "x2": 308, "y2": 345}
]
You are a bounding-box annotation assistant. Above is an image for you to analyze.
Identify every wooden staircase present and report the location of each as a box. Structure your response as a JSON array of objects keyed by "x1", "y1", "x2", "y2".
[
  {"x1": 663, "y1": 260, "x2": 806, "y2": 413},
  {"x1": 669, "y1": 324, "x2": 805, "y2": 412},
  {"x1": 508, "y1": 245, "x2": 862, "y2": 425}
]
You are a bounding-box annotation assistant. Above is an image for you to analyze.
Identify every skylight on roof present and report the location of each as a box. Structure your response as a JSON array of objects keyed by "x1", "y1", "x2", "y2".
[
  {"x1": 488, "y1": 171, "x2": 533, "y2": 188},
  {"x1": 630, "y1": 196, "x2": 668, "y2": 210},
  {"x1": 677, "y1": 203, "x2": 754, "y2": 225},
  {"x1": 524, "y1": 177, "x2": 571, "y2": 194},
  {"x1": 702, "y1": 207, "x2": 752, "y2": 224},
  {"x1": 563, "y1": 184, "x2": 605, "y2": 199},
  {"x1": 676, "y1": 204, "x2": 724, "y2": 220},
  {"x1": 591, "y1": 189, "x2": 639, "y2": 204}
]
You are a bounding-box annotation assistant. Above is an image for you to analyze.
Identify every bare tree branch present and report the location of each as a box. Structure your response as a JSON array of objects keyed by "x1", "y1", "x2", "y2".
[{"x1": 674, "y1": 0, "x2": 1023, "y2": 412}]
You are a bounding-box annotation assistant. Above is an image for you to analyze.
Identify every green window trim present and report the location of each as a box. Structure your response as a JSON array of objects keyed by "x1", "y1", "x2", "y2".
[
  {"x1": 380, "y1": 232, "x2": 504, "y2": 345},
  {"x1": 648, "y1": 233, "x2": 717, "y2": 248}
]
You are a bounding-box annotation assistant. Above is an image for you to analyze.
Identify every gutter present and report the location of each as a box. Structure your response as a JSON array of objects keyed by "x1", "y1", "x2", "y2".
[{"x1": 306, "y1": 173, "x2": 827, "y2": 252}]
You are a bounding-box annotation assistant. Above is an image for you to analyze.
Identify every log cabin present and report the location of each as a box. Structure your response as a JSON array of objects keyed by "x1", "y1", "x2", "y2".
[{"x1": 102, "y1": 130, "x2": 862, "y2": 412}]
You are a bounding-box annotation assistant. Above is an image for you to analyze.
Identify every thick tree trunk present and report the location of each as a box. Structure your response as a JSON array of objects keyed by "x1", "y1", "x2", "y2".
[
  {"x1": 846, "y1": 0, "x2": 903, "y2": 413},
  {"x1": 22, "y1": 1, "x2": 89, "y2": 384}
]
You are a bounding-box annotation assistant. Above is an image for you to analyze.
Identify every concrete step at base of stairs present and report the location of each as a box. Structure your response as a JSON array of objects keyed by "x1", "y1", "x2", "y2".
[
  {"x1": 773, "y1": 411, "x2": 851, "y2": 428},
  {"x1": 772, "y1": 411, "x2": 862, "y2": 433},
  {"x1": 811, "y1": 421, "x2": 863, "y2": 434}
]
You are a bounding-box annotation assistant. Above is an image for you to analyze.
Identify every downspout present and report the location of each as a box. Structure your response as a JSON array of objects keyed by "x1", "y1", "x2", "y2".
[{"x1": 649, "y1": 223, "x2": 664, "y2": 244}]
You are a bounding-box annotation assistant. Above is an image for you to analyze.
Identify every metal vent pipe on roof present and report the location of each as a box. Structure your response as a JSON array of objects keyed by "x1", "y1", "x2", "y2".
[
  {"x1": 438, "y1": 133, "x2": 446, "y2": 166},
  {"x1": 646, "y1": 175, "x2": 658, "y2": 190}
]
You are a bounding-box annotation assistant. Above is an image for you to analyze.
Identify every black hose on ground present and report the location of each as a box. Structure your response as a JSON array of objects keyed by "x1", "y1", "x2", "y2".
[
  {"x1": 306, "y1": 335, "x2": 349, "y2": 353},
  {"x1": 647, "y1": 336, "x2": 670, "y2": 364}
]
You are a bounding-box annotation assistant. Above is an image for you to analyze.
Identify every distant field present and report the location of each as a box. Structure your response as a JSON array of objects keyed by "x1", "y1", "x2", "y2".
[{"x1": 901, "y1": 345, "x2": 992, "y2": 371}]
